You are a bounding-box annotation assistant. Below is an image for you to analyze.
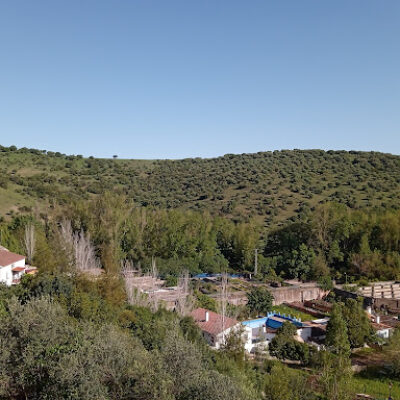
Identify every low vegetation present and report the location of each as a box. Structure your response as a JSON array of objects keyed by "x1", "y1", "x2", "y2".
[{"x1": 271, "y1": 304, "x2": 314, "y2": 321}]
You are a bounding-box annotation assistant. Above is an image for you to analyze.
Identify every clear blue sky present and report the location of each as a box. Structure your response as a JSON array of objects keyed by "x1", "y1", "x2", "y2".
[{"x1": 0, "y1": 1, "x2": 399, "y2": 159}]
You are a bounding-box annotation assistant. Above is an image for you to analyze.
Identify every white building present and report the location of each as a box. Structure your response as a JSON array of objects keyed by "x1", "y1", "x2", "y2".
[
  {"x1": 241, "y1": 313, "x2": 329, "y2": 353},
  {"x1": 191, "y1": 308, "x2": 252, "y2": 352},
  {"x1": 0, "y1": 247, "x2": 26, "y2": 286},
  {"x1": 371, "y1": 315, "x2": 393, "y2": 340}
]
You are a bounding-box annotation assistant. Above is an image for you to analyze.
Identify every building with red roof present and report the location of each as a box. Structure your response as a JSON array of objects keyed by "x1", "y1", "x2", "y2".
[
  {"x1": 0, "y1": 247, "x2": 26, "y2": 286},
  {"x1": 190, "y1": 308, "x2": 252, "y2": 350},
  {"x1": 369, "y1": 314, "x2": 394, "y2": 340}
]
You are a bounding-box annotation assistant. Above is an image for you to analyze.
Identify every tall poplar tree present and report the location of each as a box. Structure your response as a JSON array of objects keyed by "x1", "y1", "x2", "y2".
[{"x1": 325, "y1": 303, "x2": 351, "y2": 356}]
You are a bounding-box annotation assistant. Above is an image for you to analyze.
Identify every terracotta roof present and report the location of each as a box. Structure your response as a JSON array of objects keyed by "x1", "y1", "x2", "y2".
[
  {"x1": 12, "y1": 266, "x2": 25, "y2": 272},
  {"x1": 378, "y1": 316, "x2": 400, "y2": 329},
  {"x1": 0, "y1": 249, "x2": 25, "y2": 267},
  {"x1": 190, "y1": 308, "x2": 239, "y2": 336},
  {"x1": 304, "y1": 321, "x2": 328, "y2": 331},
  {"x1": 371, "y1": 322, "x2": 392, "y2": 331},
  {"x1": 368, "y1": 314, "x2": 398, "y2": 330}
]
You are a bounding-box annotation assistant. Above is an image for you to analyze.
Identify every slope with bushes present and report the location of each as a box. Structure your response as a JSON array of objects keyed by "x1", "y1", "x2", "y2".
[{"x1": 1, "y1": 145, "x2": 400, "y2": 226}]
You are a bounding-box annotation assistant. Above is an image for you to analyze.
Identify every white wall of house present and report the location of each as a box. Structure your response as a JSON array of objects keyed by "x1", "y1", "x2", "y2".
[
  {"x1": 13, "y1": 259, "x2": 25, "y2": 269},
  {"x1": 0, "y1": 259, "x2": 25, "y2": 286},
  {"x1": 203, "y1": 324, "x2": 252, "y2": 351},
  {"x1": 245, "y1": 327, "x2": 314, "y2": 353},
  {"x1": 214, "y1": 325, "x2": 238, "y2": 349},
  {"x1": 376, "y1": 328, "x2": 391, "y2": 340},
  {"x1": 202, "y1": 331, "x2": 216, "y2": 347},
  {"x1": 0, "y1": 265, "x2": 13, "y2": 286},
  {"x1": 242, "y1": 326, "x2": 253, "y2": 353},
  {"x1": 298, "y1": 327, "x2": 312, "y2": 342},
  {"x1": 242, "y1": 327, "x2": 275, "y2": 353},
  {"x1": 265, "y1": 332, "x2": 276, "y2": 343}
]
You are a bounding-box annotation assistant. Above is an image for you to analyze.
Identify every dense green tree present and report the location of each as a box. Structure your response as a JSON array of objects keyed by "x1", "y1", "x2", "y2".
[
  {"x1": 318, "y1": 351, "x2": 353, "y2": 400},
  {"x1": 341, "y1": 298, "x2": 374, "y2": 348},
  {"x1": 184, "y1": 370, "x2": 250, "y2": 400},
  {"x1": 269, "y1": 322, "x2": 310, "y2": 365},
  {"x1": 0, "y1": 297, "x2": 170, "y2": 399},
  {"x1": 386, "y1": 327, "x2": 400, "y2": 378},
  {"x1": 287, "y1": 244, "x2": 316, "y2": 280},
  {"x1": 195, "y1": 291, "x2": 218, "y2": 312},
  {"x1": 325, "y1": 304, "x2": 351, "y2": 356},
  {"x1": 263, "y1": 363, "x2": 314, "y2": 400},
  {"x1": 247, "y1": 286, "x2": 274, "y2": 315}
]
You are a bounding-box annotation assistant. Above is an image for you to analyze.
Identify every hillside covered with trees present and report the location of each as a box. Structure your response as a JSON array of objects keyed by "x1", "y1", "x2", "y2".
[{"x1": 1, "y1": 145, "x2": 400, "y2": 226}]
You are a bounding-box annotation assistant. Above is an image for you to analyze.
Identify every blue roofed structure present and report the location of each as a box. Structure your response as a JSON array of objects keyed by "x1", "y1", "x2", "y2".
[
  {"x1": 242, "y1": 312, "x2": 305, "y2": 331},
  {"x1": 241, "y1": 312, "x2": 313, "y2": 353},
  {"x1": 242, "y1": 317, "x2": 269, "y2": 329},
  {"x1": 266, "y1": 312, "x2": 304, "y2": 329},
  {"x1": 192, "y1": 273, "x2": 242, "y2": 280}
]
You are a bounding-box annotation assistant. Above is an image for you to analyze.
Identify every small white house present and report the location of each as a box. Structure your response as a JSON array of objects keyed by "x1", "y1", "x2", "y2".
[
  {"x1": 191, "y1": 308, "x2": 252, "y2": 351},
  {"x1": 371, "y1": 315, "x2": 393, "y2": 340},
  {"x1": 0, "y1": 247, "x2": 26, "y2": 286}
]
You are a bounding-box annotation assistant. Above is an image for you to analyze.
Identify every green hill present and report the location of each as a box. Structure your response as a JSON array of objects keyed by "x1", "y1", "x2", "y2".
[{"x1": 1, "y1": 145, "x2": 399, "y2": 225}]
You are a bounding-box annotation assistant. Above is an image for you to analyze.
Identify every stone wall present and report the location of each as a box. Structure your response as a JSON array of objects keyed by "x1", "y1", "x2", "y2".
[
  {"x1": 210, "y1": 282, "x2": 328, "y2": 307},
  {"x1": 210, "y1": 291, "x2": 248, "y2": 306},
  {"x1": 271, "y1": 284, "x2": 327, "y2": 305}
]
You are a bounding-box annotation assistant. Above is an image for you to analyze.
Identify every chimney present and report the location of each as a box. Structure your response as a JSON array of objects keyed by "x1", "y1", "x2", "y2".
[
  {"x1": 205, "y1": 311, "x2": 209, "y2": 322},
  {"x1": 376, "y1": 315, "x2": 380, "y2": 324}
]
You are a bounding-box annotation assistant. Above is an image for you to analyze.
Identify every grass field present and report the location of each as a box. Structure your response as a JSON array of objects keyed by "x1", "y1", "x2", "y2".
[
  {"x1": 271, "y1": 304, "x2": 314, "y2": 321},
  {"x1": 0, "y1": 185, "x2": 30, "y2": 215},
  {"x1": 351, "y1": 375, "x2": 400, "y2": 399}
]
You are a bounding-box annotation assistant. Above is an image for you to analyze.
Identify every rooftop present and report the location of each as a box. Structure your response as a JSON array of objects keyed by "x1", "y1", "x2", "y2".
[
  {"x1": 0, "y1": 248, "x2": 25, "y2": 267},
  {"x1": 371, "y1": 322, "x2": 393, "y2": 331},
  {"x1": 191, "y1": 308, "x2": 239, "y2": 336},
  {"x1": 377, "y1": 315, "x2": 400, "y2": 329},
  {"x1": 242, "y1": 312, "x2": 305, "y2": 330}
]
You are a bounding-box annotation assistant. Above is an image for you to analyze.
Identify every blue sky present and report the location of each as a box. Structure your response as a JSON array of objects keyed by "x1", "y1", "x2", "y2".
[{"x1": 0, "y1": 1, "x2": 399, "y2": 158}]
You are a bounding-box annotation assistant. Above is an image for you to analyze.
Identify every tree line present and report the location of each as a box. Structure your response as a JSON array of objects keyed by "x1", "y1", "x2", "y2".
[{"x1": 1, "y1": 197, "x2": 400, "y2": 283}]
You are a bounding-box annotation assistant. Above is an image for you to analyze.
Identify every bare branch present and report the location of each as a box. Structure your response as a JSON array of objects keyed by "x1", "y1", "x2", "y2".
[
  {"x1": 219, "y1": 272, "x2": 229, "y2": 345},
  {"x1": 24, "y1": 223, "x2": 35, "y2": 264},
  {"x1": 73, "y1": 230, "x2": 100, "y2": 272},
  {"x1": 59, "y1": 220, "x2": 101, "y2": 273},
  {"x1": 59, "y1": 220, "x2": 75, "y2": 269},
  {"x1": 175, "y1": 270, "x2": 193, "y2": 316},
  {"x1": 149, "y1": 256, "x2": 159, "y2": 311}
]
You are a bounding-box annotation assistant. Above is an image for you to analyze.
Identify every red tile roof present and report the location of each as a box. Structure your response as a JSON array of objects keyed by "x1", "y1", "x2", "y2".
[
  {"x1": 371, "y1": 322, "x2": 392, "y2": 331},
  {"x1": 12, "y1": 267, "x2": 25, "y2": 272},
  {"x1": 305, "y1": 321, "x2": 328, "y2": 331},
  {"x1": 0, "y1": 249, "x2": 25, "y2": 267},
  {"x1": 368, "y1": 314, "x2": 397, "y2": 331},
  {"x1": 190, "y1": 308, "x2": 239, "y2": 336},
  {"x1": 378, "y1": 316, "x2": 400, "y2": 329}
]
